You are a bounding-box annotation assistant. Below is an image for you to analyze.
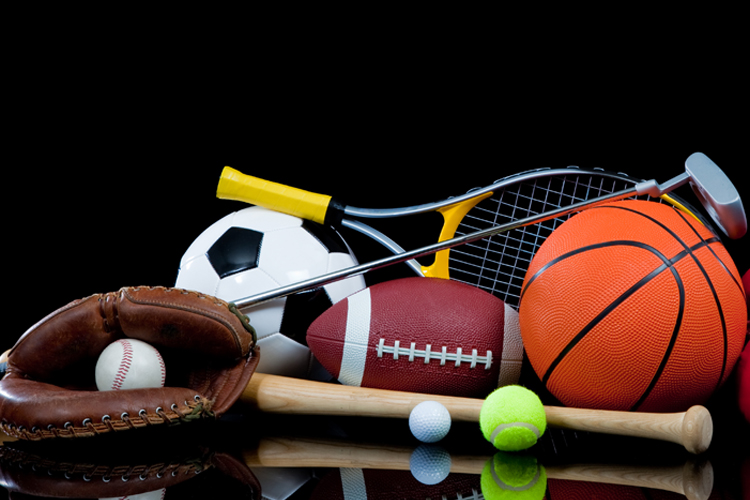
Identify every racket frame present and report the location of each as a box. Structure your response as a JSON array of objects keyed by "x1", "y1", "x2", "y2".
[
  {"x1": 233, "y1": 176, "x2": 656, "y2": 309},
  {"x1": 226, "y1": 153, "x2": 744, "y2": 309}
]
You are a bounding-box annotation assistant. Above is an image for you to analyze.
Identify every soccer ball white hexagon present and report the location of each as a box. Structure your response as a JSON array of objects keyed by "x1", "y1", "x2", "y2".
[{"x1": 175, "y1": 206, "x2": 366, "y2": 380}]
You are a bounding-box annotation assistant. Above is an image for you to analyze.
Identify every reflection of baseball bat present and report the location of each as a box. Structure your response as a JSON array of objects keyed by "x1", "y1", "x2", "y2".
[
  {"x1": 242, "y1": 373, "x2": 713, "y2": 455},
  {"x1": 244, "y1": 435, "x2": 714, "y2": 500}
]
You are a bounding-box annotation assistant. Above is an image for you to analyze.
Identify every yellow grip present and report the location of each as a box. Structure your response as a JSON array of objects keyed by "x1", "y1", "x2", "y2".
[{"x1": 217, "y1": 167, "x2": 333, "y2": 225}]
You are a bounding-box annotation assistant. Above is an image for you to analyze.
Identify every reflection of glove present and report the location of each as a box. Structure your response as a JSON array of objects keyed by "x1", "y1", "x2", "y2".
[
  {"x1": 0, "y1": 286, "x2": 258, "y2": 441},
  {"x1": 0, "y1": 427, "x2": 261, "y2": 498}
]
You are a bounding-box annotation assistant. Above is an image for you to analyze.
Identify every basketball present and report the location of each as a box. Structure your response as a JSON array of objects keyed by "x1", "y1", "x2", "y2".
[{"x1": 519, "y1": 200, "x2": 747, "y2": 412}]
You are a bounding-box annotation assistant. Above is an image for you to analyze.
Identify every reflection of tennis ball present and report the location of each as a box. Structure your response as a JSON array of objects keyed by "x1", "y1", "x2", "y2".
[
  {"x1": 481, "y1": 452, "x2": 547, "y2": 500},
  {"x1": 479, "y1": 385, "x2": 546, "y2": 451}
]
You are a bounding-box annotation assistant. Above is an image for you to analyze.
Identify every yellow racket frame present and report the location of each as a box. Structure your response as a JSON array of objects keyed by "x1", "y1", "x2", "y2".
[
  {"x1": 217, "y1": 167, "x2": 492, "y2": 279},
  {"x1": 217, "y1": 167, "x2": 706, "y2": 281}
]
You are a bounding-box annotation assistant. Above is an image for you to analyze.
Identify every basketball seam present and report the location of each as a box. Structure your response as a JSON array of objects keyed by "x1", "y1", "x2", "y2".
[
  {"x1": 630, "y1": 251, "x2": 687, "y2": 410},
  {"x1": 609, "y1": 205, "x2": 733, "y2": 399},
  {"x1": 537, "y1": 241, "x2": 684, "y2": 390},
  {"x1": 530, "y1": 203, "x2": 728, "y2": 411},
  {"x1": 670, "y1": 209, "x2": 736, "y2": 392},
  {"x1": 521, "y1": 240, "x2": 647, "y2": 302},
  {"x1": 673, "y1": 207, "x2": 747, "y2": 299}
]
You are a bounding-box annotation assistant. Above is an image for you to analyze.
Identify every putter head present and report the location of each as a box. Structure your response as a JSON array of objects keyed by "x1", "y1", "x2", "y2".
[{"x1": 686, "y1": 152, "x2": 747, "y2": 239}]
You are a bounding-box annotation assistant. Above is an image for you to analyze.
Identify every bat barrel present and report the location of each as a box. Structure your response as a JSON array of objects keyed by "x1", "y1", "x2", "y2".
[
  {"x1": 680, "y1": 405, "x2": 713, "y2": 455},
  {"x1": 243, "y1": 374, "x2": 712, "y2": 454},
  {"x1": 543, "y1": 404, "x2": 712, "y2": 455}
]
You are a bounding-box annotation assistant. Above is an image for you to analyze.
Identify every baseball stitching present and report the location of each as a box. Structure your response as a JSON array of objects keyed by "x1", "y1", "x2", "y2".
[
  {"x1": 111, "y1": 339, "x2": 134, "y2": 390},
  {"x1": 158, "y1": 351, "x2": 167, "y2": 387}
]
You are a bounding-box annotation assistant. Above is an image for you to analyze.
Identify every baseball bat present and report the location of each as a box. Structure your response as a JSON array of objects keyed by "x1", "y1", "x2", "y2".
[
  {"x1": 0, "y1": 349, "x2": 712, "y2": 453},
  {"x1": 244, "y1": 435, "x2": 714, "y2": 500},
  {"x1": 241, "y1": 373, "x2": 713, "y2": 455}
]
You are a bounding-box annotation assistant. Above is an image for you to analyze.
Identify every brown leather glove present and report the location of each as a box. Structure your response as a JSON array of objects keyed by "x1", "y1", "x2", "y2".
[{"x1": 0, "y1": 286, "x2": 259, "y2": 440}]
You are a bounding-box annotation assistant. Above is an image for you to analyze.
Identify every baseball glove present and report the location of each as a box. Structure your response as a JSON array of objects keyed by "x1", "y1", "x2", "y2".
[{"x1": 0, "y1": 286, "x2": 258, "y2": 440}]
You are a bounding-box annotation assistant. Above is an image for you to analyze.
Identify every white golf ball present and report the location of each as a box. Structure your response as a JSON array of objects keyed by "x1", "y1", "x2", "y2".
[{"x1": 409, "y1": 401, "x2": 451, "y2": 443}]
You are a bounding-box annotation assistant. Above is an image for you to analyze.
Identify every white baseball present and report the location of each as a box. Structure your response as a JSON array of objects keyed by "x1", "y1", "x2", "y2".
[{"x1": 95, "y1": 339, "x2": 166, "y2": 391}]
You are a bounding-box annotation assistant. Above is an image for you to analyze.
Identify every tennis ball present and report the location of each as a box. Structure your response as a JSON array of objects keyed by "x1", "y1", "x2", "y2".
[
  {"x1": 479, "y1": 385, "x2": 546, "y2": 451},
  {"x1": 480, "y1": 451, "x2": 547, "y2": 500}
]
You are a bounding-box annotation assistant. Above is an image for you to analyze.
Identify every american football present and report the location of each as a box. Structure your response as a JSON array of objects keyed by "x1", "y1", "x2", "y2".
[{"x1": 306, "y1": 277, "x2": 523, "y2": 397}]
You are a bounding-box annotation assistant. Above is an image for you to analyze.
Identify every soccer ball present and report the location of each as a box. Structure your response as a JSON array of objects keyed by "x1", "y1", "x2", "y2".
[{"x1": 175, "y1": 206, "x2": 366, "y2": 380}]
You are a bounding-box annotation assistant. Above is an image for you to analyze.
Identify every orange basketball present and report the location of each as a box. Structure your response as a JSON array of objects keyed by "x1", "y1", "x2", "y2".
[{"x1": 519, "y1": 200, "x2": 747, "y2": 412}]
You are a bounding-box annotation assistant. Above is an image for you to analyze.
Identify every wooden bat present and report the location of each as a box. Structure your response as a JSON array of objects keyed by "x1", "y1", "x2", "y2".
[
  {"x1": 0, "y1": 349, "x2": 713, "y2": 454},
  {"x1": 241, "y1": 373, "x2": 713, "y2": 455},
  {"x1": 243, "y1": 435, "x2": 715, "y2": 500}
]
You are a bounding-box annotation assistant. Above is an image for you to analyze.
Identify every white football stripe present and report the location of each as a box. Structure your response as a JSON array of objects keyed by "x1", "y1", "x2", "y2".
[
  {"x1": 338, "y1": 288, "x2": 371, "y2": 387},
  {"x1": 498, "y1": 303, "x2": 523, "y2": 387},
  {"x1": 340, "y1": 468, "x2": 367, "y2": 499}
]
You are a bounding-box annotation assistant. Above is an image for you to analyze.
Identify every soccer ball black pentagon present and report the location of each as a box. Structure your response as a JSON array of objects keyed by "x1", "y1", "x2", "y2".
[{"x1": 175, "y1": 206, "x2": 366, "y2": 379}]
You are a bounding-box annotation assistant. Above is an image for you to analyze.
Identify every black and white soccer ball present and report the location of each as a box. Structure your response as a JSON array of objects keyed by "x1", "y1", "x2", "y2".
[{"x1": 175, "y1": 206, "x2": 366, "y2": 380}]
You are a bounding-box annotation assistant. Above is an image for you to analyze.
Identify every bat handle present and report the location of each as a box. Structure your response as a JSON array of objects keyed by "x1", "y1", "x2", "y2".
[
  {"x1": 544, "y1": 404, "x2": 713, "y2": 455},
  {"x1": 242, "y1": 372, "x2": 483, "y2": 421},
  {"x1": 243, "y1": 374, "x2": 712, "y2": 454}
]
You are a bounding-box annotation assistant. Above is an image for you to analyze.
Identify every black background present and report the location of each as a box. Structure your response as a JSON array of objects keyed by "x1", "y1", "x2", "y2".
[
  {"x1": 6, "y1": 110, "x2": 747, "y2": 344},
  {"x1": 3, "y1": 44, "x2": 749, "y2": 497}
]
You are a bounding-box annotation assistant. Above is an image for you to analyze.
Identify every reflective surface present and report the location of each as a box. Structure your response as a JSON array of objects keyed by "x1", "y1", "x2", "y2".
[
  {"x1": 3, "y1": 132, "x2": 748, "y2": 500},
  {"x1": 1, "y1": 382, "x2": 747, "y2": 500}
]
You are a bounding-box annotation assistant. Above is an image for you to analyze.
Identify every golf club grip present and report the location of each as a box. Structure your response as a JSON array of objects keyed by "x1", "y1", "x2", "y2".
[
  {"x1": 242, "y1": 373, "x2": 712, "y2": 454},
  {"x1": 216, "y1": 167, "x2": 333, "y2": 225}
]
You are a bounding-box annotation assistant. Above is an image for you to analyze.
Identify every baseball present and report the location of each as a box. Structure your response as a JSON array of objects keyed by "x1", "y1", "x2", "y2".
[{"x1": 95, "y1": 339, "x2": 166, "y2": 391}]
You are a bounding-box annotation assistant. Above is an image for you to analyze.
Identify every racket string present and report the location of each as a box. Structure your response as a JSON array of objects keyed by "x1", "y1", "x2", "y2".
[{"x1": 448, "y1": 173, "x2": 649, "y2": 309}]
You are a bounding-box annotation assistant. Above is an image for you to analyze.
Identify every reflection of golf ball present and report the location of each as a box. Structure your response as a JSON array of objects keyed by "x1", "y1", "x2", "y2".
[
  {"x1": 409, "y1": 401, "x2": 451, "y2": 443},
  {"x1": 410, "y1": 444, "x2": 452, "y2": 485}
]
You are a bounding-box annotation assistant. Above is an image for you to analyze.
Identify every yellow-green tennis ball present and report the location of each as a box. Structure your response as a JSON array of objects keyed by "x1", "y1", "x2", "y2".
[
  {"x1": 480, "y1": 452, "x2": 547, "y2": 500},
  {"x1": 480, "y1": 385, "x2": 546, "y2": 451}
]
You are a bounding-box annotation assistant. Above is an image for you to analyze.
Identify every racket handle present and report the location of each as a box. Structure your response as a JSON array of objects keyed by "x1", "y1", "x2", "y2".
[
  {"x1": 216, "y1": 167, "x2": 333, "y2": 225},
  {"x1": 242, "y1": 373, "x2": 712, "y2": 454}
]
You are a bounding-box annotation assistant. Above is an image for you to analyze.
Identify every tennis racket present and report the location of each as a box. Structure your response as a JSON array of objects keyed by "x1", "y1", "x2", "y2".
[{"x1": 217, "y1": 153, "x2": 744, "y2": 310}]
